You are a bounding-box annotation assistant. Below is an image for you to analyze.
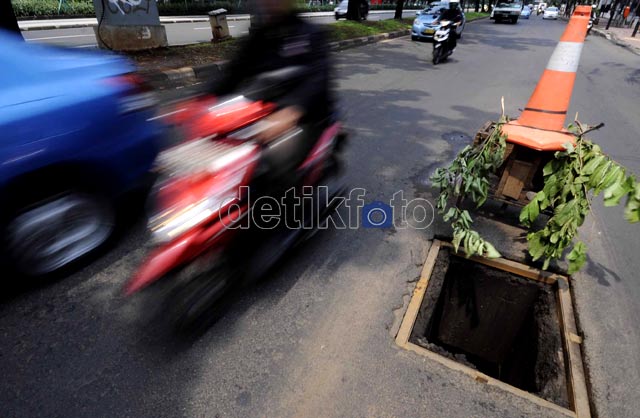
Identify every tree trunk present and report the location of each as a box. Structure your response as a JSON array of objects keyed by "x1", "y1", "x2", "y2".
[
  {"x1": 394, "y1": 0, "x2": 405, "y2": 19},
  {"x1": 1, "y1": 0, "x2": 23, "y2": 38},
  {"x1": 346, "y1": 0, "x2": 361, "y2": 20},
  {"x1": 475, "y1": 0, "x2": 480, "y2": 13}
]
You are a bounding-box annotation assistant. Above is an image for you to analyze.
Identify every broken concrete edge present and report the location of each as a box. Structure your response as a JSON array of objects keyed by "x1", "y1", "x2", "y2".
[
  {"x1": 397, "y1": 240, "x2": 589, "y2": 418},
  {"x1": 140, "y1": 29, "x2": 411, "y2": 87}
]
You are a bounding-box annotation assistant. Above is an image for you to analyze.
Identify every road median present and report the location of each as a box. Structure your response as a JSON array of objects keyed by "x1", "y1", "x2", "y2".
[{"x1": 137, "y1": 15, "x2": 490, "y2": 87}]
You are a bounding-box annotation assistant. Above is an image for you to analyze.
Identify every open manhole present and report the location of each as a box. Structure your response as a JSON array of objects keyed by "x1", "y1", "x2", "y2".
[{"x1": 396, "y1": 240, "x2": 590, "y2": 418}]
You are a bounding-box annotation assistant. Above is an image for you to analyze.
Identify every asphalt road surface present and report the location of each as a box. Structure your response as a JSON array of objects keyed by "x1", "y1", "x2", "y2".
[
  {"x1": 3, "y1": 17, "x2": 640, "y2": 418},
  {"x1": 21, "y1": 11, "x2": 420, "y2": 48}
]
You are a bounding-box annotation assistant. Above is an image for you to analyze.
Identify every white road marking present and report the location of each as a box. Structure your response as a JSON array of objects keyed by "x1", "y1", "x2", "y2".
[
  {"x1": 194, "y1": 25, "x2": 234, "y2": 30},
  {"x1": 25, "y1": 34, "x2": 94, "y2": 41}
]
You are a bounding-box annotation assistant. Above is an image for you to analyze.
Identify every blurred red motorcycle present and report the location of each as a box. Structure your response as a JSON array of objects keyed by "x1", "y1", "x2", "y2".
[{"x1": 124, "y1": 67, "x2": 346, "y2": 335}]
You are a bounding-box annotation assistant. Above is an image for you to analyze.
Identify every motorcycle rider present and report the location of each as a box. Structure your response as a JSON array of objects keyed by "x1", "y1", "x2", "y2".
[
  {"x1": 438, "y1": 2, "x2": 462, "y2": 51},
  {"x1": 208, "y1": 0, "x2": 334, "y2": 176}
]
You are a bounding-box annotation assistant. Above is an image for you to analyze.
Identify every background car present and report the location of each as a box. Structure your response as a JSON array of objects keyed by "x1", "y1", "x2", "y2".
[
  {"x1": 0, "y1": 30, "x2": 163, "y2": 278},
  {"x1": 521, "y1": 5, "x2": 532, "y2": 18},
  {"x1": 543, "y1": 6, "x2": 559, "y2": 19},
  {"x1": 335, "y1": 0, "x2": 369, "y2": 20},
  {"x1": 490, "y1": 2, "x2": 523, "y2": 23},
  {"x1": 412, "y1": 2, "x2": 466, "y2": 41}
]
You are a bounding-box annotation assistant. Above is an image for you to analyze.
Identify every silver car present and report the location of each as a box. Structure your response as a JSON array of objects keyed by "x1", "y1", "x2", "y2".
[{"x1": 412, "y1": 2, "x2": 466, "y2": 41}]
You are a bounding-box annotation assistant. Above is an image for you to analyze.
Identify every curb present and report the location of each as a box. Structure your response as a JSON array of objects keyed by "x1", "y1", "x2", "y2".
[
  {"x1": 19, "y1": 17, "x2": 210, "y2": 31},
  {"x1": 329, "y1": 29, "x2": 410, "y2": 51},
  {"x1": 141, "y1": 29, "x2": 411, "y2": 87},
  {"x1": 560, "y1": 16, "x2": 640, "y2": 56},
  {"x1": 142, "y1": 60, "x2": 229, "y2": 87},
  {"x1": 591, "y1": 27, "x2": 640, "y2": 56}
]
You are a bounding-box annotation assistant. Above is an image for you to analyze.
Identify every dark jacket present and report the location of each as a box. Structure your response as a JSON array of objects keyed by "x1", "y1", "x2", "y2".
[{"x1": 210, "y1": 14, "x2": 333, "y2": 125}]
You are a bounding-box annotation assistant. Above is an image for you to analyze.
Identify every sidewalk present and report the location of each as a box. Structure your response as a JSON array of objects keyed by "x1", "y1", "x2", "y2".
[{"x1": 592, "y1": 22, "x2": 640, "y2": 55}]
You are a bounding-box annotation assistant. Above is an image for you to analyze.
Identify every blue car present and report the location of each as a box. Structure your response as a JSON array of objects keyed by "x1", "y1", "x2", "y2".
[
  {"x1": 0, "y1": 30, "x2": 163, "y2": 277},
  {"x1": 521, "y1": 6, "x2": 532, "y2": 18},
  {"x1": 412, "y1": 2, "x2": 466, "y2": 41}
]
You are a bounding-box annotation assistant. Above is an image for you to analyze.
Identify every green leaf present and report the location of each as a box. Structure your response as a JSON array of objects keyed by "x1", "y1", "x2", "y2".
[
  {"x1": 603, "y1": 180, "x2": 630, "y2": 207},
  {"x1": 582, "y1": 155, "x2": 605, "y2": 175},
  {"x1": 624, "y1": 198, "x2": 640, "y2": 223},
  {"x1": 452, "y1": 229, "x2": 463, "y2": 253},
  {"x1": 528, "y1": 232, "x2": 546, "y2": 261},
  {"x1": 528, "y1": 199, "x2": 540, "y2": 224},
  {"x1": 567, "y1": 242, "x2": 588, "y2": 274},
  {"x1": 543, "y1": 161, "x2": 555, "y2": 176},
  {"x1": 601, "y1": 165, "x2": 623, "y2": 189},
  {"x1": 461, "y1": 210, "x2": 473, "y2": 226},
  {"x1": 483, "y1": 241, "x2": 502, "y2": 258},
  {"x1": 590, "y1": 160, "x2": 612, "y2": 190},
  {"x1": 443, "y1": 207, "x2": 457, "y2": 222}
]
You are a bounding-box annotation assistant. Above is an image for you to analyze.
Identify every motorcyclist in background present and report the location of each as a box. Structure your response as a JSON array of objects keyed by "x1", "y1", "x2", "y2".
[
  {"x1": 209, "y1": 0, "x2": 334, "y2": 174},
  {"x1": 439, "y1": 2, "x2": 462, "y2": 51}
]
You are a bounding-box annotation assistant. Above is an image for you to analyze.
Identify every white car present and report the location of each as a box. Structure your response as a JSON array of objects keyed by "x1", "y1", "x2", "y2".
[
  {"x1": 491, "y1": 2, "x2": 523, "y2": 24},
  {"x1": 543, "y1": 6, "x2": 559, "y2": 19}
]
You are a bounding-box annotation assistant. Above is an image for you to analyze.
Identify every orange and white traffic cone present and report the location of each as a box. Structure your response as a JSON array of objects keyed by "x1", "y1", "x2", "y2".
[{"x1": 502, "y1": 5, "x2": 592, "y2": 151}]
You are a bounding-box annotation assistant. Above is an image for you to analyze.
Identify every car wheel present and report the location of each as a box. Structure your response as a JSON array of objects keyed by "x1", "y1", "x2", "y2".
[{"x1": 4, "y1": 191, "x2": 115, "y2": 276}]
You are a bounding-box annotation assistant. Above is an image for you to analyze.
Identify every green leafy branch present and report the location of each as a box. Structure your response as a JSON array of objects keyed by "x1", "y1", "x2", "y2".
[
  {"x1": 520, "y1": 120, "x2": 640, "y2": 273},
  {"x1": 430, "y1": 116, "x2": 507, "y2": 259}
]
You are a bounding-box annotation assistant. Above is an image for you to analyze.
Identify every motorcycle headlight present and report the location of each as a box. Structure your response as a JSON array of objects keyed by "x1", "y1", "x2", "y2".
[{"x1": 149, "y1": 140, "x2": 259, "y2": 243}]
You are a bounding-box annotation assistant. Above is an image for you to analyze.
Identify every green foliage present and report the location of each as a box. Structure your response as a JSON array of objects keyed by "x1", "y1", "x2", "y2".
[
  {"x1": 432, "y1": 117, "x2": 639, "y2": 275},
  {"x1": 520, "y1": 121, "x2": 640, "y2": 273},
  {"x1": 464, "y1": 12, "x2": 491, "y2": 21},
  {"x1": 330, "y1": 18, "x2": 412, "y2": 41},
  {"x1": 430, "y1": 117, "x2": 508, "y2": 259},
  {"x1": 11, "y1": 0, "x2": 410, "y2": 18},
  {"x1": 12, "y1": 0, "x2": 94, "y2": 17}
]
